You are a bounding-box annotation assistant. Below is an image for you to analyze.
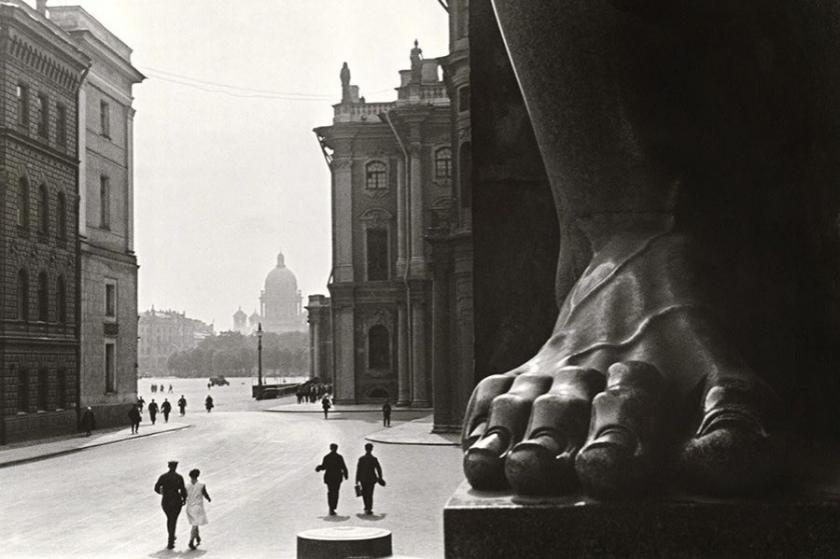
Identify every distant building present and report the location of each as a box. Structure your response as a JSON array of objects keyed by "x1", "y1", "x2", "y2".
[
  {"x1": 0, "y1": 0, "x2": 88, "y2": 443},
  {"x1": 51, "y1": 5, "x2": 145, "y2": 429},
  {"x1": 310, "y1": 41, "x2": 451, "y2": 406},
  {"x1": 137, "y1": 309, "x2": 214, "y2": 376},
  {"x1": 233, "y1": 251, "x2": 306, "y2": 334}
]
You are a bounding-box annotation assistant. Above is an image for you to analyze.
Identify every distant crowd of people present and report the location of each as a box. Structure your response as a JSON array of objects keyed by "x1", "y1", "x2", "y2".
[{"x1": 296, "y1": 381, "x2": 331, "y2": 404}]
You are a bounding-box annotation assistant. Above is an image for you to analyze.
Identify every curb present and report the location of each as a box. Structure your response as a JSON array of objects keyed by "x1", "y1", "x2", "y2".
[
  {"x1": 263, "y1": 408, "x2": 433, "y2": 414},
  {"x1": 0, "y1": 424, "x2": 192, "y2": 469},
  {"x1": 365, "y1": 433, "x2": 459, "y2": 447}
]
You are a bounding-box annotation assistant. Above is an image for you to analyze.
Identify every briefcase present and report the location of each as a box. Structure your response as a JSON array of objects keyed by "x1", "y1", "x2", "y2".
[{"x1": 354, "y1": 483, "x2": 363, "y2": 497}]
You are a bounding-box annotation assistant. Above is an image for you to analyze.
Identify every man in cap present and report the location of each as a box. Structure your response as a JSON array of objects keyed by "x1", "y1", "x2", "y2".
[
  {"x1": 355, "y1": 443, "x2": 385, "y2": 515},
  {"x1": 315, "y1": 443, "x2": 348, "y2": 515},
  {"x1": 154, "y1": 460, "x2": 187, "y2": 549}
]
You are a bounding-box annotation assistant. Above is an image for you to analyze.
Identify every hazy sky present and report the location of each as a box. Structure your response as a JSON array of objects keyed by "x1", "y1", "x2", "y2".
[{"x1": 46, "y1": 0, "x2": 448, "y2": 330}]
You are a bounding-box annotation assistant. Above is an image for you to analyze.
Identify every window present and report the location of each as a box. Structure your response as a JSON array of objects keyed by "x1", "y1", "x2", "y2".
[
  {"x1": 17, "y1": 177, "x2": 29, "y2": 229},
  {"x1": 17, "y1": 269, "x2": 28, "y2": 321},
  {"x1": 435, "y1": 147, "x2": 452, "y2": 179},
  {"x1": 100, "y1": 175, "x2": 111, "y2": 229},
  {"x1": 38, "y1": 183, "x2": 49, "y2": 235},
  {"x1": 56, "y1": 369, "x2": 66, "y2": 410},
  {"x1": 105, "y1": 343, "x2": 116, "y2": 392},
  {"x1": 56, "y1": 104, "x2": 67, "y2": 149},
  {"x1": 37, "y1": 271, "x2": 49, "y2": 322},
  {"x1": 365, "y1": 161, "x2": 387, "y2": 191},
  {"x1": 368, "y1": 325, "x2": 390, "y2": 369},
  {"x1": 458, "y1": 86, "x2": 470, "y2": 113},
  {"x1": 17, "y1": 83, "x2": 29, "y2": 126},
  {"x1": 17, "y1": 369, "x2": 29, "y2": 413},
  {"x1": 105, "y1": 282, "x2": 116, "y2": 319},
  {"x1": 37, "y1": 369, "x2": 48, "y2": 411},
  {"x1": 56, "y1": 192, "x2": 66, "y2": 242},
  {"x1": 37, "y1": 93, "x2": 49, "y2": 137},
  {"x1": 100, "y1": 100, "x2": 110, "y2": 137},
  {"x1": 366, "y1": 229, "x2": 389, "y2": 281},
  {"x1": 459, "y1": 142, "x2": 472, "y2": 208},
  {"x1": 56, "y1": 275, "x2": 67, "y2": 324}
]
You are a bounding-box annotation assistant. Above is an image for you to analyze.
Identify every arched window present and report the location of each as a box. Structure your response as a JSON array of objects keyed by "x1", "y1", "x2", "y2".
[
  {"x1": 368, "y1": 325, "x2": 390, "y2": 369},
  {"x1": 365, "y1": 161, "x2": 387, "y2": 191},
  {"x1": 38, "y1": 183, "x2": 49, "y2": 235},
  {"x1": 17, "y1": 269, "x2": 28, "y2": 321},
  {"x1": 56, "y1": 192, "x2": 66, "y2": 242},
  {"x1": 56, "y1": 275, "x2": 67, "y2": 324},
  {"x1": 435, "y1": 147, "x2": 452, "y2": 179},
  {"x1": 37, "y1": 271, "x2": 49, "y2": 322},
  {"x1": 366, "y1": 229, "x2": 389, "y2": 281},
  {"x1": 459, "y1": 142, "x2": 472, "y2": 208},
  {"x1": 17, "y1": 177, "x2": 29, "y2": 229}
]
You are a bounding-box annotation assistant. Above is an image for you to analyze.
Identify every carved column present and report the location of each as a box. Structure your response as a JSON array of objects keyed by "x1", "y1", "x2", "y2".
[
  {"x1": 396, "y1": 157, "x2": 407, "y2": 275},
  {"x1": 332, "y1": 303, "x2": 356, "y2": 404},
  {"x1": 331, "y1": 156, "x2": 354, "y2": 282},
  {"x1": 431, "y1": 244, "x2": 453, "y2": 430},
  {"x1": 311, "y1": 317, "x2": 320, "y2": 379},
  {"x1": 408, "y1": 142, "x2": 425, "y2": 276},
  {"x1": 397, "y1": 303, "x2": 410, "y2": 406},
  {"x1": 411, "y1": 290, "x2": 431, "y2": 407}
]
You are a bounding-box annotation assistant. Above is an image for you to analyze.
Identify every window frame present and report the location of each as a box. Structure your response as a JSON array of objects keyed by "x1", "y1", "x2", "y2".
[
  {"x1": 56, "y1": 103, "x2": 67, "y2": 149},
  {"x1": 17, "y1": 268, "x2": 29, "y2": 321},
  {"x1": 100, "y1": 99, "x2": 110, "y2": 138},
  {"x1": 17, "y1": 177, "x2": 29, "y2": 231},
  {"x1": 37, "y1": 93, "x2": 49, "y2": 138},
  {"x1": 434, "y1": 146, "x2": 453, "y2": 180},
  {"x1": 105, "y1": 342, "x2": 116, "y2": 393},
  {"x1": 37, "y1": 271, "x2": 49, "y2": 322},
  {"x1": 38, "y1": 183, "x2": 49, "y2": 236},
  {"x1": 17, "y1": 83, "x2": 29, "y2": 127},
  {"x1": 99, "y1": 175, "x2": 111, "y2": 230},
  {"x1": 364, "y1": 161, "x2": 388, "y2": 191},
  {"x1": 105, "y1": 280, "x2": 117, "y2": 320}
]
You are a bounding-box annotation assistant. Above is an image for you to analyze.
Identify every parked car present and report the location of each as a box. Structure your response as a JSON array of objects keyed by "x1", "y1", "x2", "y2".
[{"x1": 208, "y1": 376, "x2": 230, "y2": 387}]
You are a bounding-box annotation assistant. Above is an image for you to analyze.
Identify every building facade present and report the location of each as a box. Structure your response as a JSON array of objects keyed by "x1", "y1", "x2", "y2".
[
  {"x1": 137, "y1": 309, "x2": 213, "y2": 376},
  {"x1": 311, "y1": 42, "x2": 451, "y2": 406},
  {"x1": 51, "y1": 5, "x2": 144, "y2": 429},
  {"x1": 427, "y1": 0, "x2": 474, "y2": 432},
  {"x1": 0, "y1": 0, "x2": 88, "y2": 443}
]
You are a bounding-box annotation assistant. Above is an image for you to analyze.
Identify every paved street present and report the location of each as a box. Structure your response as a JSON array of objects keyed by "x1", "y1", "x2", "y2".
[{"x1": 0, "y1": 386, "x2": 462, "y2": 558}]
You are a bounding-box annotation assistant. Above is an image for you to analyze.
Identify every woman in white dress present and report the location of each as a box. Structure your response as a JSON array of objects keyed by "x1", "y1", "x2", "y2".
[{"x1": 186, "y1": 468, "x2": 211, "y2": 550}]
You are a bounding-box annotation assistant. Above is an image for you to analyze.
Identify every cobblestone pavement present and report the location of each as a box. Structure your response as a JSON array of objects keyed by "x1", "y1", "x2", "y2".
[{"x1": 0, "y1": 397, "x2": 463, "y2": 558}]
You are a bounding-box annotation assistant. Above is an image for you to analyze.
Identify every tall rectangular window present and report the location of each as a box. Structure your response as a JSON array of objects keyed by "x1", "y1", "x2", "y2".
[
  {"x1": 37, "y1": 369, "x2": 48, "y2": 411},
  {"x1": 100, "y1": 100, "x2": 110, "y2": 137},
  {"x1": 17, "y1": 369, "x2": 28, "y2": 413},
  {"x1": 105, "y1": 343, "x2": 116, "y2": 392},
  {"x1": 105, "y1": 281, "x2": 117, "y2": 319},
  {"x1": 37, "y1": 93, "x2": 49, "y2": 137},
  {"x1": 17, "y1": 83, "x2": 29, "y2": 126},
  {"x1": 56, "y1": 104, "x2": 67, "y2": 149},
  {"x1": 366, "y1": 229, "x2": 389, "y2": 281},
  {"x1": 100, "y1": 175, "x2": 111, "y2": 229}
]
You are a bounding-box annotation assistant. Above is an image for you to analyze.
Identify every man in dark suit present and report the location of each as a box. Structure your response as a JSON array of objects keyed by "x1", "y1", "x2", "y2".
[
  {"x1": 315, "y1": 443, "x2": 348, "y2": 515},
  {"x1": 154, "y1": 460, "x2": 187, "y2": 549},
  {"x1": 355, "y1": 443, "x2": 384, "y2": 514}
]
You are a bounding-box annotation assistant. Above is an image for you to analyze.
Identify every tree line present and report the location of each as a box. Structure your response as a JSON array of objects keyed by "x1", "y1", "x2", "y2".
[{"x1": 166, "y1": 330, "x2": 309, "y2": 378}]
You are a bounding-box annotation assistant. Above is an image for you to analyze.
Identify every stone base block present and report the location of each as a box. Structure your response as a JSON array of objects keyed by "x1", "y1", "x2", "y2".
[
  {"x1": 297, "y1": 526, "x2": 392, "y2": 558},
  {"x1": 445, "y1": 481, "x2": 840, "y2": 558}
]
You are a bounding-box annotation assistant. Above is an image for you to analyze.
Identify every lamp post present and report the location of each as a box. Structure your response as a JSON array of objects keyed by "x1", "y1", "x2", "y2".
[{"x1": 257, "y1": 322, "x2": 263, "y2": 387}]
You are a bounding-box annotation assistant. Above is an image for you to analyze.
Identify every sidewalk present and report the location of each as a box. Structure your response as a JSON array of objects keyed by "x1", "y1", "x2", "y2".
[
  {"x1": 366, "y1": 415, "x2": 460, "y2": 447},
  {"x1": 0, "y1": 421, "x2": 190, "y2": 469},
  {"x1": 265, "y1": 401, "x2": 433, "y2": 414}
]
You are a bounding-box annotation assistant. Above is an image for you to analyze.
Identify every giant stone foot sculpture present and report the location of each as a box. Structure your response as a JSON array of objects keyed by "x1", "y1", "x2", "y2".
[{"x1": 462, "y1": 0, "x2": 808, "y2": 498}]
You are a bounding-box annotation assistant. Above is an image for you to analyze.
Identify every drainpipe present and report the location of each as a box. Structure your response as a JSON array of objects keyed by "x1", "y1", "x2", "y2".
[{"x1": 382, "y1": 112, "x2": 413, "y2": 406}]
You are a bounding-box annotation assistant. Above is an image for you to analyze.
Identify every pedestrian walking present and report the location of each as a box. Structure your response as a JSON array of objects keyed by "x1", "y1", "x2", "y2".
[
  {"x1": 315, "y1": 443, "x2": 348, "y2": 515},
  {"x1": 154, "y1": 460, "x2": 187, "y2": 550},
  {"x1": 80, "y1": 406, "x2": 95, "y2": 436},
  {"x1": 178, "y1": 395, "x2": 187, "y2": 416},
  {"x1": 186, "y1": 469, "x2": 211, "y2": 549},
  {"x1": 137, "y1": 396, "x2": 146, "y2": 412},
  {"x1": 355, "y1": 443, "x2": 385, "y2": 515},
  {"x1": 160, "y1": 384, "x2": 165, "y2": 393},
  {"x1": 162, "y1": 399, "x2": 172, "y2": 423},
  {"x1": 128, "y1": 404, "x2": 142, "y2": 434},
  {"x1": 148, "y1": 399, "x2": 159, "y2": 425},
  {"x1": 321, "y1": 394, "x2": 332, "y2": 419},
  {"x1": 151, "y1": 384, "x2": 157, "y2": 394},
  {"x1": 205, "y1": 395, "x2": 214, "y2": 413},
  {"x1": 169, "y1": 384, "x2": 173, "y2": 393},
  {"x1": 382, "y1": 400, "x2": 392, "y2": 427}
]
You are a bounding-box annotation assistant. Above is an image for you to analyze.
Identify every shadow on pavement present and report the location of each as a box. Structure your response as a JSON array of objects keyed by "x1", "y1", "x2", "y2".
[
  {"x1": 355, "y1": 512, "x2": 387, "y2": 521},
  {"x1": 148, "y1": 548, "x2": 207, "y2": 557},
  {"x1": 319, "y1": 514, "x2": 351, "y2": 522}
]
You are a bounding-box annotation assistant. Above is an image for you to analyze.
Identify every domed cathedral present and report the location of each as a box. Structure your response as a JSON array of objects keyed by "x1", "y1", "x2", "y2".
[{"x1": 258, "y1": 251, "x2": 306, "y2": 333}]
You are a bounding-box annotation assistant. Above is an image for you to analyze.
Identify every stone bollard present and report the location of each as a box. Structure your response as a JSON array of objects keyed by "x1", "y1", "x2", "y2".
[{"x1": 297, "y1": 526, "x2": 392, "y2": 559}]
